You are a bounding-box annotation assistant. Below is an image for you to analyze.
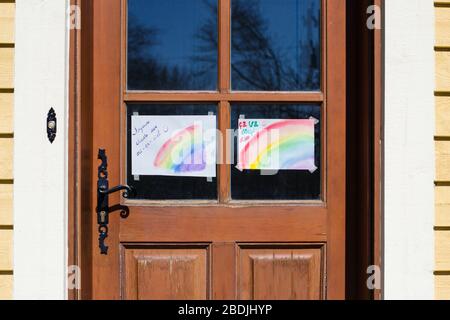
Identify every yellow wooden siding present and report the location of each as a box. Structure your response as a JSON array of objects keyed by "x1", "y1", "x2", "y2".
[
  {"x1": 0, "y1": 0, "x2": 14, "y2": 300},
  {"x1": 0, "y1": 48, "x2": 14, "y2": 89},
  {"x1": 436, "y1": 97, "x2": 450, "y2": 136},
  {"x1": 435, "y1": 2, "x2": 450, "y2": 300},
  {"x1": 436, "y1": 276, "x2": 450, "y2": 300},
  {"x1": 0, "y1": 231, "x2": 12, "y2": 271},
  {"x1": 0, "y1": 139, "x2": 13, "y2": 180},
  {"x1": 0, "y1": 93, "x2": 13, "y2": 134},
  {"x1": 437, "y1": 52, "x2": 450, "y2": 92},
  {"x1": 0, "y1": 275, "x2": 12, "y2": 300},
  {"x1": 0, "y1": 184, "x2": 13, "y2": 226},
  {"x1": 436, "y1": 185, "x2": 450, "y2": 226},
  {"x1": 0, "y1": 2, "x2": 14, "y2": 44},
  {"x1": 436, "y1": 7, "x2": 450, "y2": 47},
  {"x1": 436, "y1": 231, "x2": 450, "y2": 271}
]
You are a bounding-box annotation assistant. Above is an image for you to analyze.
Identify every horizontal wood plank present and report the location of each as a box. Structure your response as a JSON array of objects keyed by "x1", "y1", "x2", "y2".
[
  {"x1": 436, "y1": 96, "x2": 450, "y2": 136},
  {"x1": 436, "y1": 7, "x2": 450, "y2": 47},
  {"x1": 0, "y1": 230, "x2": 13, "y2": 270},
  {"x1": 0, "y1": 184, "x2": 13, "y2": 226},
  {"x1": 0, "y1": 275, "x2": 12, "y2": 300},
  {"x1": 436, "y1": 275, "x2": 450, "y2": 300},
  {"x1": 0, "y1": 139, "x2": 13, "y2": 180},
  {"x1": 436, "y1": 231, "x2": 450, "y2": 271},
  {"x1": 0, "y1": 93, "x2": 13, "y2": 134},
  {"x1": 436, "y1": 141, "x2": 450, "y2": 181},
  {"x1": 124, "y1": 91, "x2": 324, "y2": 102},
  {"x1": 437, "y1": 52, "x2": 450, "y2": 92},
  {"x1": 0, "y1": 48, "x2": 14, "y2": 88},
  {"x1": 436, "y1": 185, "x2": 450, "y2": 226},
  {"x1": 0, "y1": 2, "x2": 15, "y2": 44}
]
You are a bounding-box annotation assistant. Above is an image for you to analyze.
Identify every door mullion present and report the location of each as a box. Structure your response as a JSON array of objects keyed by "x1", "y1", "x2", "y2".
[
  {"x1": 218, "y1": 100, "x2": 231, "y2": 203},
  {"x1": 219, "y1": 0, "x2": 231, "y2": 92}
]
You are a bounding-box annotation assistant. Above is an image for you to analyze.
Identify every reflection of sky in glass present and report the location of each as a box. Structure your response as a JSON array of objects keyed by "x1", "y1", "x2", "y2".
[
  {"x1": 127, "y1": 0, "x2": 320, "y2": 92},
  {"x1": 262, "y1": 0, "x2": 320, "y2": 71},
  {"x1": 127, "y1": 0, "x2": 218, "y2": 90},
  {"x1": 231, "y1": 0, "x2": 321, "y2": 91},
  {"x1": 129, "y1": 0, "x2": 206, "y2": 67}
]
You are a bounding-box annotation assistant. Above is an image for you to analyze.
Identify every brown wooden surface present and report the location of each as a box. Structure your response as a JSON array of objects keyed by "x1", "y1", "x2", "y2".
[
  {"x1": 122, "y1": 245, "x2": 210, "y2": 300},
  {"x1": 69, "y1": 0, "x2": 94, "y2": 300},
  {"x1": 238, "y1": 244, "x2": 324, "y2": 300},
  {"x1": 373, "y1": 0, "x2": 383, "y2": 301},
  {"x1": 72, "y1": 0, "x2": 348, "y2": 300},
  {"x1": 344, "y1": 0, "x2": 384, "y2": 300},
  {"x1": 68, "y1": 0, "x2": 78, "y2": 300},
  {"x1": 211, "y1": 243, "x2": 236, "y2": 300},
  {"x1": 324, "y1": 0, "x2": 346, "y2": 299},
  {"x1": 346, "y1": 0, "x2": 372, "y2": 300}
]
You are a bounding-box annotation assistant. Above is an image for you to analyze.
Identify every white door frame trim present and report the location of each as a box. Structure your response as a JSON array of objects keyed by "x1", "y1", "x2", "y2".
[
  {"x1": 13, "y1": 0, "x2": 70, "y2": 300},
  {"x1": 383, "y1": 0, "x2": 435, "y2": 300}
]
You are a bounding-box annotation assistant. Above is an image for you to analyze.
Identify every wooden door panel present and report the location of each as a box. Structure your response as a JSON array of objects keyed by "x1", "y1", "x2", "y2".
[
  {"x1": 120, "y1": 207, "x2": 327, "y2": 242},
  {"x1": 87, "y1": 0, "x2": 346, "y2": 299},
  {"x1": 122, "y1": 245, "x2": 210, "y2": 300},
  {"x1": 238, "y1": 245, "x2": 324, "y2": 300}
]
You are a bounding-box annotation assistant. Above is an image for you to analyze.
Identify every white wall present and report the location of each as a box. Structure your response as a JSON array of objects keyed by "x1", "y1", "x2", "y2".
[
  {"x1": 384, "y1": 0, "x2": 435, "y2": 299},
  {"x1": 13, "y1": 0, "x2": 69, "y2": 299}
]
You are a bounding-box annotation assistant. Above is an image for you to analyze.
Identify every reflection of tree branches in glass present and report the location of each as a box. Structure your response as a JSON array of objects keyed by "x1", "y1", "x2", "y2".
[
  {"x1": 127, "y1": 0, "x2": 319, "y2": 91},
  {"x1": 127, "y1": 14, "x2": 192, "y2": 90},
  {"x1": 192, "y1": 0, "x2": 219, "y2": 82},
  {"x1": 197, "y1": 0, "x2": 320, "y2": 91},
  {"x1": 284, "y1": 3, "x2": 320, "y2": 90}
]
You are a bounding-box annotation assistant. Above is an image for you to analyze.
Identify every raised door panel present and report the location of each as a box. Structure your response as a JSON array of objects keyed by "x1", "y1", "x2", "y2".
[
  {"x1": 238, "y1": 244, "x2": 324, "y2": 300},
  {"x1": 122, "y1": 245, "x2": 209, "y2": 300}
]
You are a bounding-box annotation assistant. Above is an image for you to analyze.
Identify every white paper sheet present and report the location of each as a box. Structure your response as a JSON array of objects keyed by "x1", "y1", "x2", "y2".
[{"x1": 131, "y1": 115, "x2": 216, "y2": 177}]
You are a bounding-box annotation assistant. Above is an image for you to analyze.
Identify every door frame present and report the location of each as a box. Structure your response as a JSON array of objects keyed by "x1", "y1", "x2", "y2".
[{"x1": 67, "y1": 0, "x2": 383, "y2": 300}]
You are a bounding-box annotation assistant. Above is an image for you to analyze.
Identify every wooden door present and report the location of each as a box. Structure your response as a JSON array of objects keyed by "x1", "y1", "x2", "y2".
[{"x1": 90, "y1": 0, "x2": 345, "y2": 300}]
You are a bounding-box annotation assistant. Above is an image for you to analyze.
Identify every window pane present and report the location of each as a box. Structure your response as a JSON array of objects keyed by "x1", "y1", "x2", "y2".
[
  {"x1": 127, "y1": 104, "x2": 218, "y2": 200},
  {"x1": 231, "y1": 104, "x2": 321, "y2": 200},
  {"x1": 127, "y1": 0, "x2": 218, "y2": 91},
  {"x1": 231, "y1": 0, "x2": 321, "y2": 91}
]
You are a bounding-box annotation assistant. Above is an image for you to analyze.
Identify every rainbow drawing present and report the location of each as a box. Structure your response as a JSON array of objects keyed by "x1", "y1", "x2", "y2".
[
  {"x1": 153, "y1": 124, "x2": 207, "y2": 173},
  {"x1": 238, "y1": 119, "x2": 316, "y2": 172}
]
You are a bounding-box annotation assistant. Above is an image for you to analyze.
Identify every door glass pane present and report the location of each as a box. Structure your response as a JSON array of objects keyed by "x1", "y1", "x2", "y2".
[
  {"x1": 127, "y1": 104, "x2": 218, "y2": 200},
  {"x1": 231, "y1": 0, "x2": 321, "y2": 91},
  {"x1": 127, "y1": 0, "x2": 218, "y2": 91},
  {"x1": 231, "y1": 104, "x2": 321, "y2": 200}
]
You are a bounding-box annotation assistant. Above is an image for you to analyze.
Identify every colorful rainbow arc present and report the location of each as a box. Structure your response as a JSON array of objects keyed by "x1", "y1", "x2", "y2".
[
  {"x1": 239, "y1": 119, "x2": 316, "y2": 171},
  {"x1": 153, "y1": 125, "x2": 207, "y2": 173}
]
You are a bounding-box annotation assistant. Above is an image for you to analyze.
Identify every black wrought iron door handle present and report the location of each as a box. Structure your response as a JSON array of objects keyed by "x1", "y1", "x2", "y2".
[
  {"x1": 96, "y1": 149, "x2": 136, "y2": 254},
  {"x1": 98, "y1": 184, "x2": 136, "y2": 199}
]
